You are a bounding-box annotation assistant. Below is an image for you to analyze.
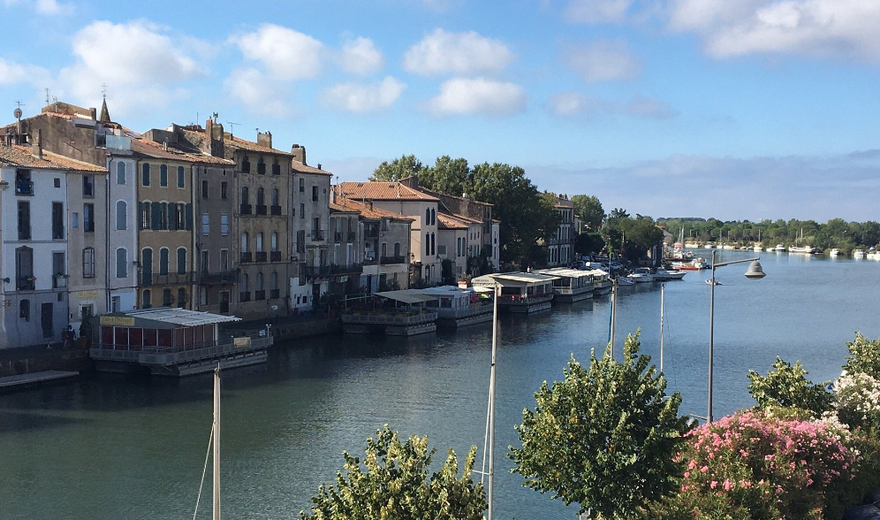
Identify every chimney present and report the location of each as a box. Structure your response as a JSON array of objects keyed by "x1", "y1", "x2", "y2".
[
  {"x1": 317, "y1": 163, "x2": 321, "y2": 170},
  {"x1": 31, "y1": 128, "x2": 43, "y2": 160},
  {"x1": 205, "y1": 118, "x2": 224, "y2": 157},
  {"x1": 257, "y1": 130, "x2": 272, "y2": 149},
  {"x1": 90, "y1": 107, "x2": 97, "y2": 120},
  {"x1": 330, "y1": 187, "x2": 336, "y2": 204},
  {"x1": 291, "y1": 144, "x2": 306, "y2": 165}
]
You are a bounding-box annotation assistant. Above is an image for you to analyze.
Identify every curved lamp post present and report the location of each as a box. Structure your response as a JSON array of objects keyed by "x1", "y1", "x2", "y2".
[{"x1": 708, "y1": 249, "x2": 766, "y2": 423}]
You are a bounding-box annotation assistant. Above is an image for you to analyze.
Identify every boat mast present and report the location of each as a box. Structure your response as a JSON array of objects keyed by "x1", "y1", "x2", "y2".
[
  {"x1": 659, "y1": 284, "x2": 665, "y2": 373},
  {"x1": 486, "y1": 283, "x2": 499, "y2": 520},
  {"x1": 213, "y1": 366, "x2": 221, "y2": 520}
]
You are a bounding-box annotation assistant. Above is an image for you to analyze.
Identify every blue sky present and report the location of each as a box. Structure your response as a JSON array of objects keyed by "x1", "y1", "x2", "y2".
[{"x1": 2, "y1": 0, "x2": 879, "y2": 222}]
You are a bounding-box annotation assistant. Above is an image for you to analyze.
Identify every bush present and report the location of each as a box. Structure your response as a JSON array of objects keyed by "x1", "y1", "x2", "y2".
[
  {"x1": 747, "y1": 357, "x2": 833, "y2": 417},
  {"x1": 669, "y1": 410, "x2": 857, "y2": 520},
  {"x1": 842, "y1": 333, "x2": 880, "y2": 380}
]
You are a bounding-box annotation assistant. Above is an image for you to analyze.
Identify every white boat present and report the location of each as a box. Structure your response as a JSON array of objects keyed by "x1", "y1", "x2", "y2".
[
  {"x1": 829, "y1": 248, "x2": 840, "y2": 257},
  {"x1": 753, "y1": 245, "x2": 763, "y2": 252},
  {"x1": 653, "y1": 269, "x2": 686, "y2": 281},
  {"x1": 684, "y1": 242, "x2": 700, "y2": 249},
  {"x1": 628, "y1": 268, "x2": 654, "y2": 283},
  {"x1": 472, "y1": 272, "x2": 558, "y2": 313},
  {"x1": 705, "y1": 279, "x2": 722, "y2": 286},
  {"x1": 774, "y1": 244, "x2": 786, "y2": 252},
  {"x1": 420, "y1": 286, "x2": 494, "y2": 328},
  {"x1": 788, "y1": 245, "x2": 817, "y2": 254},
  {"x1": 616, "y1": 276, "x2": 635, "y2": 286},
  {"x1": 854, "y1": 249, "x2": 865, "y2": 259}
]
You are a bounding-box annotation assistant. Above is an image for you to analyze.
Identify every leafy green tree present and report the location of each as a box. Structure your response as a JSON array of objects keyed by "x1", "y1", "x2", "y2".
[
  {"x1": 300, "y1": 425, "x2": 486, "y2": 520},
  {"x1": 746, "y1": 357, "x2": 833, "y2": 417},
  {"x1": 370, "y1": 154, "x2": 425, "y2": 181},
  {"x1": 571, "y1": 194, "x2": 604, "y2": 231},
  {"x1": 510, "y1": 332, "x2": 691, "y2": 519},
  {"x1": 574, "y1": 232, "x2": 605, "y2": 257},
  {"x1": 841, "y1": 333, "x2": 880, "y2": 379},
  {"x1": 419, "y1": 156, "x2": 470, "y2": 195}
]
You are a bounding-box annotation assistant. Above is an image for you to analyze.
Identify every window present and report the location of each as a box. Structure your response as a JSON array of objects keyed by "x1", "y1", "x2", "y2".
[
  {"x1": 52, "y1": 202, "x2": 64, "y2": 239},
  {"x1": 83, "y1": 175, "x2": 94, "y2": 198},
  {"x1": 160, "y1": 164, "x2": 168, "y2": 186},
  {"x1": 257, "y1": 157, "x2": 266, "y2": 175},
  {"x1": 431, "y1": 209, "x2": 436, "y2": 225},
  {"x1": 221, "y1": 181, "x2": 228, "y2": 199},
  {"x1": 18, "y1": 201, "x2": 30, "y2": 240},
  {"x1": 394, "y1": 242, "x2": 401, "y2": 257},
  {"x1": 84, "y1": 203, "x2": 95, "y2": 233},
  {"x1": 142, "y1": 249, "x2": 153, "y2": 286},
  {"x1": 72, "y1": 212, "x2": 78, "y2": 229},
  {"x1": 15, "y1": 246, "x2": 34, "y2": 290},
  {"x1": 142, "y1": 163, "x2": 151, "y2": 186},
  {"x1": 54, "y1": 178, "x2": 60, "y2": 188},
  {"x1": 201, "y1": 250, "x2": 209, "y2": 273},
  {"x1": 425, "y1": 233, "x2": 430, "y2": 256},
  {"x1": 242, "y1": 155, "x2": 251, "y2": 173},
  {"x1": 111, "y1": 296, "x2": 120, "y2": 313},
  {"x1": 257, "y1": 188, "x2": 265, "y2": 206},
  {"x1": 20, "y1": 300, "x2": 30, "y2": 321},
  {"x1": 256, "y1": 232, "x2": 264, "y2": 252},
  {"x1": 272, "y1": 161, "x2": 280, "y2": 175},
  {"x1": 272, "y1": 188, "x2": 279, "y2": 206},
  {"x1": 220, "y1": 212, "x2": 228, "y2": 236},
  {"x1": 271, "y1": 231, "x2": 278, "y2": 251},
  {"x1": 160, "y1": 248, "x2": 169, "y2": 275},
  {"x1": 426, "y1": 208, "x2": 430, "y2": 225},
  {"x1": 163, "y1": 288, "x2": 172, "y2": 306},
  {"x1": 116, "y1": 248, "x2": 128, "y2": 278},
  {"x1": 299, "y1": 178, "x2": 304, "y2": 193},
  {"x1": 177, "y1": 288, "x2": 186, "y2": 308},
  {"x1": 271, "y1": 271, "x2": 278, "y2": 290},
  {"x1": 241, "y1": 187, "x2": 249, "y2": 204},
  {"x1": 142, "y1": 289, "x2": 151, "y2": 309},
  {"x1": 116, "y1": 201, "x2": 127, "y2": 230},
  {"x1": 117, "y1": 162, "x2": 126, "y2": 184},
  {"x1": 202, "y1": 180, "x2": 209, "y2": 198},
  {"x1": 241, "y1": 232, "x2": 249, "y2": 252},
  {"x1": 177, "y1": 166, "x2": 185, "y2": 188},
  {"x1": 256, "y1": 272, "x2": 264, "y2": 291},
  {"x1": 312, "y1": 185, "x2": 318, "y2": 201},
  {"x1": 140, "y1": 202, "x2": 151, "y2": 230},
  {"x1": 431, "y1": 233, "x2": 436, "y2": 256},
  {"x1": 381, "y1": 242, "x2": 387, "y2": 257},
  {"x1": 83, "y1": 247, "x2": 96, "y2": 278},
  {"x1": 202, "y1": 212, "x2": 210, "y2": 235},
  {"x1": 177, "y1": 248, "x2": 187, "y2": 274},
  {"x1": 300, "y1": 203, "x2": 305, "y2": 219},
  {"x1": 220, "y1": 249, "x2": 229, "y2": 271}
]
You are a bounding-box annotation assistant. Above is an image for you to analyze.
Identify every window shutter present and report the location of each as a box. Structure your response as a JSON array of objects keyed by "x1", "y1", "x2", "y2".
[
  {"x1": 186, "y1": 203, "x2": 193, "y2": 231},
  {"x1": 151, "y1": 202, "x2": 161, "y2": 230}
]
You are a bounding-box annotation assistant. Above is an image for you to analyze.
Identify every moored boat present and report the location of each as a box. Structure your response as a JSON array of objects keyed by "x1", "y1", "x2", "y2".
[
  {"x1": 342, "y1": 290, "x2": 439, "y2": 336},
  {"x1": 829, "y1": 248, "x2": 840, "y2": 257},
  {"x1": 420, "y1": 286, "x2": 494, "y2": 328},
  {"x1": 653, "y1": 269, "x2": 686, "y2": 281},
  {"x1": 536, "y1": 268, "x2": 595, "y2": 303},
  {"x1": 854, "y1": 249, "x2": 865, "y2": 259},
  {"x1": 471, "y1": 272, "x2": 558, "y2": 313}
]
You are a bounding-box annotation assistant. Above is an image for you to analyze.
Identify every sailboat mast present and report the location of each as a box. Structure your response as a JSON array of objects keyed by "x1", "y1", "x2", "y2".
[
  {"x1": 486, "y1": 283, "x2": 499, "y2": 520},
  {"x1": 213, "y1": 367, "x2": 221, "y2": 520},
  {"x1": 659, "y1": 284, "x2": 665, "y2": 373}
]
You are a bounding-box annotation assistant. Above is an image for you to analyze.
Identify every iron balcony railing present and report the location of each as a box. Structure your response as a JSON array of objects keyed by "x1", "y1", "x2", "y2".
[
  {"x1": 240, "y1": 204, "x2": 252, "y2": 215},
  {"x1": 380, "y1": 255, "x2": 406, "y2": 265},
  {"x1": 240, "y1": 252, "x2": 253, "y2": 263},
  {"x1": 197, "y1": 270, "x2": 239, "y2": 285}
]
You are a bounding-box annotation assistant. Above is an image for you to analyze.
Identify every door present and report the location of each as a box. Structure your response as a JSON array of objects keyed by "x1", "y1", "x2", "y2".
[{"x1": 41, "y1": 303, "x2": 54, "y2": 338}]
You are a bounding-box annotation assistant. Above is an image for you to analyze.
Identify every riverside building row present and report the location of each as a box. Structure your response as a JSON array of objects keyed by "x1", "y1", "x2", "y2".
[{"x1": 0, "y1": 100, "x2": 514, "y2": 350}]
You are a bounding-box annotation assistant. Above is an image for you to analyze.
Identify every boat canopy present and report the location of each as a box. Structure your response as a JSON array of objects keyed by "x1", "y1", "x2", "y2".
[
  {"x1": 375, "y1": 290, "x2": 438, "y2": 304},
  {"x1": 472, "y1": 272, "x2": 560, "y2": 286},
  {"x1": 104, "y1": 308, "x2": 242, "y2": 329}
]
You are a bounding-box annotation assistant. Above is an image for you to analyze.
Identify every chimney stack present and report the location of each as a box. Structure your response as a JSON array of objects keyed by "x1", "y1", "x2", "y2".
[
  {"x1": 31, "y1": 128, "x2": 43, "y2": 160},
  {"x1": 257, "y1": 130, "x2": 272, "y2": 149},
  {"x1": 291, "y1": 144, "x2": 306, "y2": 165}
]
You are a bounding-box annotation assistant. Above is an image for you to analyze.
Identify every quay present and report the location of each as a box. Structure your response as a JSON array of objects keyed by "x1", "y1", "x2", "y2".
[{"x1": 0, "y1": 370, "x2": 79, "y2": 393}]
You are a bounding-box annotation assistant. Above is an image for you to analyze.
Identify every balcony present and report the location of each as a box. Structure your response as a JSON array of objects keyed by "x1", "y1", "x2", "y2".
[
  {"x1": 255, "y1": 290, "x2": 266, "y2": 301},
  {"x1": 255, "y1": 251, "x2": 268, "y2": 263},
  {"x1": 271, "y1": 205, "x2": 282, "y2": 216},
  {"x1": 334, "y1": 232, "x2": 343, "y2": 242},
  {"x1": 16, "y1": 276, "x2": 36, "y2": 291},
  {"x1": 363, "y1": 254, "x2": 377, "y2": 266},
  {"x1": 240, "y1": 291, "x2": 251, "y2": 302},
  {"x1": 240, "y1": 252, "x2": 253, "y2": 264},
  {"x1": 53, "y1": 275, "x2": 69, "y2": 289},
  {"x1": 380, "y1": 255, "x2": 406, "y2": 265},
  {"x1": 15, "y1": 179, "x2": 34, "y2": 196},
  {"x1": 270, "y1": 289, "x2": 280, "y2": 299},
  {"x1": 197, "y1": 270, "x2": 239, "y2": 285},
  {"x1": 256, "y1": 204, "x2": 267, "y2": 216},
  {"x1": 151, "y1": 272, "x2": 195, "y2": 286},
  {"x1": 348, "y1": 231, "x2": 357, "y2": 242},
  {"x1": 305, "y1": 263, "x2": 363, "y2": 277},
  {"x1": 270, "y1": 251, "x2": 282, "y2": 262},
  {"x1": 240, "y1": 204, "x2": 252, "y2": 215},
  {"x1": 311, "y1": 230, "x2": 325, "y2": 241}
]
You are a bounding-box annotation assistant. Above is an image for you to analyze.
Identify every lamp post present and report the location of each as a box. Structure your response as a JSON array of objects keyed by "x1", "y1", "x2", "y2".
[{"x1": 707, "y1": 249, "x2": 766, "y2": 423}]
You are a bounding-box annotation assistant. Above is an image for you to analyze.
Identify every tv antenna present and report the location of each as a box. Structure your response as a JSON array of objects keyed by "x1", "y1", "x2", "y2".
[{"x1": 227, "y1": 121, "x2": 239, "y2": 137}]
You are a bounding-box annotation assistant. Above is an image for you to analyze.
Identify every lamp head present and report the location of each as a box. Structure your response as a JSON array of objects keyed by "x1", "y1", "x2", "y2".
[{"x1": 744, "y1": 260, "x2": 766, "y2": 279}]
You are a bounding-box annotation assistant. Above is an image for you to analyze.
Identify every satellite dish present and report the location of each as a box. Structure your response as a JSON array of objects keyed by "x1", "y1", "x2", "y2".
[{"x1": 13, "y1": 108, "x2": 22, "y2": 119}]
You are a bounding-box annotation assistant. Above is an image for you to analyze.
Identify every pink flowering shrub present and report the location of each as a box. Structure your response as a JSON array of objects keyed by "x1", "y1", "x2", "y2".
[{"x1": 672, "y1": 410, "x2": 858, "y2": 520}]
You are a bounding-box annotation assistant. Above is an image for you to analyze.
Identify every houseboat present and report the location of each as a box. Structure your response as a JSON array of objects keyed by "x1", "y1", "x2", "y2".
[
  {"x1": 341, "y1": 290, "x2": 439, "y2": 336},
  {"x1": 90, "y1": 308, "x2": 272, "y2": 376},
  {"x1": 471, "y1": 272, "x2": 558, "y2": 313},
  {"x1": 582, "y1": 268, "x2": 613, "y2": 296},
  {"x1": 536, "y1": 268, "x2": 595, "y2": 303},
  {"x1": 420, "y1": 285, "x2": 494, "y2": 328}
]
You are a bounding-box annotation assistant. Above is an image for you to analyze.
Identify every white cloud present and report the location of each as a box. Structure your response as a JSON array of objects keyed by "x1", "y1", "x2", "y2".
[
  {"x1": 403, "y1": 29, "x2": 514, "y2": 76},
  {"x1": 224, "y1": 67, "x2": 294, "y2": 118},
  {"x1": 563, "y1": 0, "x2": 634, "y2": 24},
  {"x1": 0, "y1": 58, "x2": 49, "y2": 86},
  {"x1": 548, "y1": 91, "x2": 676, "y2": 119},
  {"x1": 320, "y1": 77, "x2": 406, "y2": 113},
  {"x1": 57, "y1": 20, "x2": 208, "y2": 116},
  {"x1": 338, "y1": 37, "x2": 384, "y2": 76},
  {"x1": 35, "y1": 0, "x2": 72, "y2": 15},
  {"x1": 562, "y1": 39, "x2": 641, "y2": 82},
  {"x1": 427, "y1": 77, "x2": 526, "y2": 117},
  {"x1": 231, "y1": 24, "x2": 325, "y2": 80},
  {"x1": 667, "y1": 0, "x2": 880, "y2": 62}
]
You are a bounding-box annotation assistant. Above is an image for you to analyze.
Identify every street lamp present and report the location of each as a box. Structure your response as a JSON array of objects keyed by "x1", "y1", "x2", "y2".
[{"x1": 707, "y1": 249, "x2": 765, "y2": 423}]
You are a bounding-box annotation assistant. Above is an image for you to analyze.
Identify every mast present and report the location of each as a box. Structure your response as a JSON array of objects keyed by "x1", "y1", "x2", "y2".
[
  {"x1": 486, "y1": 283, "x2": 499, "y2": 520},
  {"x1": 213, "y1": 366, "x2": 221, "y2": 520},
  {"x1": 659, "y1": 284, "x2": 665, "y2": 373}
]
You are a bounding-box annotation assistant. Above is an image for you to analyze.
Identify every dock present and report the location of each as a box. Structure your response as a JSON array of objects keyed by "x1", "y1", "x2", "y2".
[{"x1": 0, "y1": 370, "x2": 79, "y2": 392}]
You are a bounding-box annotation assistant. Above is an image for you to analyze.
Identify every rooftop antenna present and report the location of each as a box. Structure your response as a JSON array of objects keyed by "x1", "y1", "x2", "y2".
[
  {"x1": 212, "y1": 112, "x2": 219, "y2": 124},
  {"x1": 227, "y1": 121, "x2": 238, "y2": 137},
  {"x1": 45, "y1": 88, "x2": 50, "y2": 106},
  {"x1": 101, "y1": 83, "x2": 108, "y2": 99}
]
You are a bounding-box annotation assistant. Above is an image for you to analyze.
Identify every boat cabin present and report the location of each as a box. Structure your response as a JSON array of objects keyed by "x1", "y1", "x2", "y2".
[
  {"x1": 535, "y1": 268, "x2": 595, "y2": 303},
  {"x1": 471, "y1": 272, "x2": 558, "y2": 313},
  {"x1": 341, "y1": 289, "x2": 439, "y2": 336},
  {"x1": 420, "y1": 285, "x2": 494, "y2": 327}
]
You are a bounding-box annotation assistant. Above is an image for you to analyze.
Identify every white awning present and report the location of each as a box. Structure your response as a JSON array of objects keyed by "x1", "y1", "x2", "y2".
[
  {"x1": 124, "y1": 308, "x2": 242, "y2": 327},
  {"x1": 375, "y1": 290, "x2": 437, "y2": 304}
]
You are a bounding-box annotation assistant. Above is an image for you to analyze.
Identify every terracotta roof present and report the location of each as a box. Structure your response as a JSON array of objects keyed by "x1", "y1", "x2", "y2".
[
  {"x1": 331, "y1": 195, "x2": 414, "y2": 221},
  {"x1": 437, "y1": 211, "x2": 481, "y2": 230},
  {"x1": 292, "y1": 161, "x2": 331, "y2": 176},
  {"x1": 0, "y1": 144, "x2": 106, "y2": 172},
  {"x1": 225, "y1": 134, "x2": 292, "y2": 156},
  {"x1": 130, "y1": 137, "x2": 232, "y2": 165},
  {"x1": 337, "y1": 181, "x2": 439, "y2": 202}
]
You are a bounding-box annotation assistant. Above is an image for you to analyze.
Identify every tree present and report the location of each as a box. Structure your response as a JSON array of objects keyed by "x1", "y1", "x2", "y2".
[
  {"x1": 571, "y1": 194, "x2": 604, "y2": 231},
  {"x1": 419, "y1": 156, "x2": 470, "y2": 196},
  {"x1": 300, "y1": 425, "x2": 486, "y2": 520},
  {"x1": 510, "y1": 332, "x2": 691, "y2": 519},
  {"x1": 370, "y1": 154, "x2": 425, "y2": 181},
  {"x1": 746, "y1": 357, "x2": 833, "y2": 417}
]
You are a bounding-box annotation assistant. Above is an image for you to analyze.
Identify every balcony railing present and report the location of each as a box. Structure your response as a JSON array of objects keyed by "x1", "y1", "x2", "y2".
[
  {"x1": 53, "y1": 275, "x2": 69, "y2": 289},
  {"x1": 197, "y1": 270, "x2": 239, "y2": 285},
  {"x1": 305, "y1": 263, "x2": 363, "y2": 277},
  {"x1": 16, "y1": 276, "x2": 35, "y2": 291},
  {"x1": 271, "y1": 205, "x2": 282, "y2": 216},
  {"x1": 240, "y1": 204, "x2": 252, "y2": 215},
  {"x1": 311, "y1": 230, "x2": 324, "y2": 241},
  {"x1": 270, "y1": 289, "x2": 280, "y2": 299},
  {"x1": 270, "y1": 251, "x2": 282, "y2": 262},
  {"x1": 256, "y1": 205, "x2": 267, "y2": 216},
  {"x1": 149, "y1": 272, "x2": 195, "y2": 286},
  {"x1": 240, "y1": 252, "x2": 253, "y2": 264},
  {"x1": 255, "y1": 290, "x2": 266, "y2": 301},
  {"x1": 380, "y1": 255, "x2": 406, "y2": 265},
  {"x1": 15, "y1": 179, "x2": 34, "y2": 196},
  {"x1": 255, "y1": 251, "x2": 268, "y2": 262},
  {"x1": 240, "y1": 291, "x2": 251, "y2": 302}
]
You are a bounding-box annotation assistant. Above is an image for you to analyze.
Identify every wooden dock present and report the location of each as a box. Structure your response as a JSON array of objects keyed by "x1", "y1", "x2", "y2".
[{"x1": 0, "y1": 370, "x2": 79, "y2": 391}]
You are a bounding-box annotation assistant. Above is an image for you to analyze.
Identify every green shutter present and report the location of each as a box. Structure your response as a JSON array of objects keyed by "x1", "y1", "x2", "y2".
[{"x1": 185, "y1": 203, "x2": 193, "y2": 231}]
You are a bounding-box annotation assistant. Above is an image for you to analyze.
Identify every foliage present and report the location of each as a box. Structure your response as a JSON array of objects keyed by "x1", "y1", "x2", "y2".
[
  {"x1": 603, "y1": 213, "x2": 664, "y2": 263},
  {"x1": 510, "y1": 332, "x2": 691, "y2": 518},
  {"x1": 575, "y1": 232, "x2": 605, "y2": 257},
  {"x1": 419, "y1": 156, "x2": 470, "y2": 196},
  {"x1": 835, "y1": 371, "x2": 880, "y2": 434},
  {"x1": 747, "y1": 357, "x2": 833, "y2": 417},
  {"x1": 300, "y1": 425, "x2": 486, "y2": 520},
  {"x1": 570, "y1": 194, "x2": 604, "y2": 231},
  {"x1": 370, "y1": 154, "x2": 425, "y2": 181},
  {"x1": 668, "y1": 410, "x2": 858, "y2": 520},
  {"x1": 841, "y1": 333, "x2": 880, "y2": 380}
]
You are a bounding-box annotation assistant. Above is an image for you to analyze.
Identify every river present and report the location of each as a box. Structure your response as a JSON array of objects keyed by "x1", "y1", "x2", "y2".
[{"x1": 2, "y1": 251, "x2": 880, "y2": 519}]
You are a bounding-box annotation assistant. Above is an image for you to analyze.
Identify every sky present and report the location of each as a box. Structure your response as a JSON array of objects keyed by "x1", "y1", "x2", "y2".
[{"x1": 1, "y1": 0, "x2": 879, "y2": 223}]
